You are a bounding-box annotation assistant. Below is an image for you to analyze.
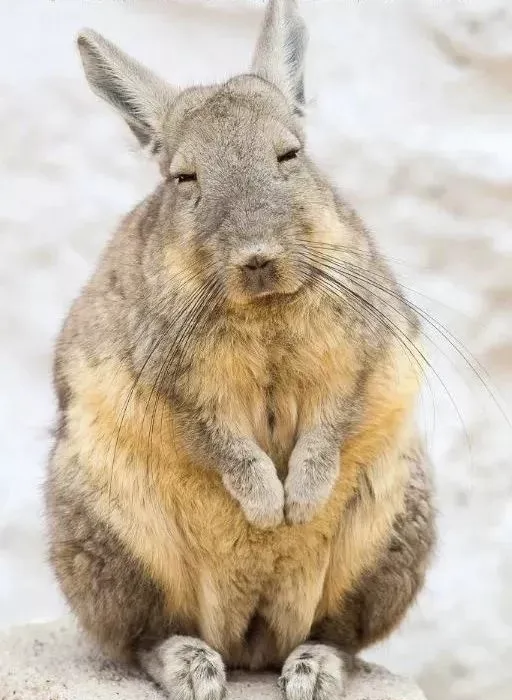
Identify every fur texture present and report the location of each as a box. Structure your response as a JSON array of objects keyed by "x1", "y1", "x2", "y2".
[{"x1": 45, "y1": 2, "x2": 435, "y2": 698}]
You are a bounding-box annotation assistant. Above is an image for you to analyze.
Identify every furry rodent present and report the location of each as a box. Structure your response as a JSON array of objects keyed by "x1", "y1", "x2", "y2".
[{"x1": 45, "y1": 1, "x2": 435, "y2": 698}]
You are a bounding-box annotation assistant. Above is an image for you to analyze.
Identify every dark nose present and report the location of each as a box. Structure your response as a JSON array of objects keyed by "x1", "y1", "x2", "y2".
[
  {"x1": 244, "y1": 254, "x2": 272, "y2": 271},
  {"x1": 240, "y1": 254, "x2": 278, "y2": 295}
]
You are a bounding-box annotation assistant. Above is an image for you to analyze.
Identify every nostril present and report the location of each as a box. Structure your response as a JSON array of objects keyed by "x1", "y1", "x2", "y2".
[
  {"x1": 244, "y1": 254, "x2": 271, "y2": 271},
  {"x1": 239, "y1": 252, "x2": 279, "y2": 293}
]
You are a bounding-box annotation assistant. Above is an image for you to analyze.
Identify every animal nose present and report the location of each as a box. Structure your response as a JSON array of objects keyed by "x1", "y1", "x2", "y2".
[
  {"x1": 244, "y1": 254, "x2": 272, "y2": 271},
  {"x1": 239, "y1": 253, "x2": 278, "y2": 295}
]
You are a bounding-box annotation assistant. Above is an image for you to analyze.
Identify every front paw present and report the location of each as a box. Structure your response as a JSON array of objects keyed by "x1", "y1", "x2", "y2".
[
  {"x1": 223, "y1": 457, "x2": 284, "y2": 529},
  {"x1": 284, "y1": 449, "x2": 339, "y2": 525},
  {"x1": 284, "y1": 492, "x2": 322, "y2": 526},
  {"x1": 284, "y1": 477, "x2": 326, "y2": 525}
]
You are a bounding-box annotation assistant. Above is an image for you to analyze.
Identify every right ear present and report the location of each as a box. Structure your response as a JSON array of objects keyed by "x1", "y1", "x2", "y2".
[
  {"x1": 77, "y1": 29, "x2": 178, "y2": 150},
  {"x1": 251, "y1": 0, "x2": 308, "y2": 113}
]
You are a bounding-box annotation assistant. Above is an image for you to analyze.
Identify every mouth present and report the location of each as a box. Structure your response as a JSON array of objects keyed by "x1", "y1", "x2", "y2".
[
  {"x1": 228, "y1": 261, "x2": 306, "y2": 307},
  {"x1": 247, "y1": 283, "x2": 306, "y2": 306}
]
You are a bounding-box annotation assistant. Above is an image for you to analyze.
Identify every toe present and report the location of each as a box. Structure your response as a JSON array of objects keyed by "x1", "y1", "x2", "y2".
[
  {"x1": 280, "y1": 658, "x2": 318, "y2": 700},
  {"x1": 189, "y1": 645, "x2": 226, "y2": 700},
  {"x1": 280, "y1": 644, "x2": 348, "y2": 700},
  {"x1": 139, "y1": 636, "x2": 226, "y2": 700}
]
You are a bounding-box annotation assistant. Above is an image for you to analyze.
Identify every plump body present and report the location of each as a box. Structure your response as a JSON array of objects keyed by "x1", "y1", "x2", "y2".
[
  {"x1": 47, "y1": 188, "x2": 433, "y2": 669},
  {"x1": 45, "y1": 2, "x2": 435, "y2": 698}
]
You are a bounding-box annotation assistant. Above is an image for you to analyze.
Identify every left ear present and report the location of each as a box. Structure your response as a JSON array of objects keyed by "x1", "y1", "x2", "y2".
[
  {"x1": 77, "y1": 29, "x2": 179, "y2": 151},
  {"x1": 250, "y1": 0, "x2": 308, "y2": 113}
]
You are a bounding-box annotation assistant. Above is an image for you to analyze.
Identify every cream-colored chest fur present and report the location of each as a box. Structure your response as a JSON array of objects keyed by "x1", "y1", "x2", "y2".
[
  {"x1": 57, "y1": 309, "x2": 419, "y2": 668},
  {"x1": 185, "y1": 303, "x2": 360, "y2": 474}
]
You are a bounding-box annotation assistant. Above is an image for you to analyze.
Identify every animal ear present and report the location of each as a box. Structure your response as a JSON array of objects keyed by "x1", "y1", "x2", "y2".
[
  {"x1": 251, "y1": 0, "x2": 308, "y2": 113},
  {"x1": 77, "y1": 29, "x2": 178, "y2": 150}
]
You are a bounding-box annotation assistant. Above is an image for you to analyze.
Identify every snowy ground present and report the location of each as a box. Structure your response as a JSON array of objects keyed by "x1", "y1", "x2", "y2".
[{"x1": 1, "y1": 1, "x2": 511, "y2": 698}]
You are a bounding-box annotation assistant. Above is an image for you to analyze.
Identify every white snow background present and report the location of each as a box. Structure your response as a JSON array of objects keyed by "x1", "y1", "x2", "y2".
[{"x1": 1, "y1": 1, "x2": 511, "y2": 698}]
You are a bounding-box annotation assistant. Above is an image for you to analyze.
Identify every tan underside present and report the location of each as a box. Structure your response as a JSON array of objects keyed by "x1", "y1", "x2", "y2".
[{"x1": 54, "y1": 327, "x2": 421, "y2": 668}]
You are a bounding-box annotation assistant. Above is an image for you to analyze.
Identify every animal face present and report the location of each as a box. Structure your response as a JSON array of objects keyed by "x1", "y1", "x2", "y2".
[
  {"x1": 76, "y1": 1, "x2": 366, "y2": 309},
  {"x1": 158, "y1": 76, "x2": 334, "y2": 304}
]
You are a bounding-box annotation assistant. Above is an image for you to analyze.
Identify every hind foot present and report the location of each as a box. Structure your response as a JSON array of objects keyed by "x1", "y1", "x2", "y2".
[
  {"x1": 279, "y1": 643, "x2": 349, "y2": 700},
  {"x1": 140, "y1": 636, "x2": 226, "y2": 700}
]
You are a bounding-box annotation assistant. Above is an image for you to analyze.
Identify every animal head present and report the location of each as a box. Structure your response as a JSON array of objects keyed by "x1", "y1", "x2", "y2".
[{"x1": 77, "y1": 0, "x2": 368, "y2": 308}]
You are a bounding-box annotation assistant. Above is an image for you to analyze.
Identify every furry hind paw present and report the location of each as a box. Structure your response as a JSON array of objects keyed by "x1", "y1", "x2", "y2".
[
  {"x1": 279, "y1": 643, "x2": 349, "y2": 700},
  {"x1": 140, "y1": 636, "x2": 226, "y2": 700}
]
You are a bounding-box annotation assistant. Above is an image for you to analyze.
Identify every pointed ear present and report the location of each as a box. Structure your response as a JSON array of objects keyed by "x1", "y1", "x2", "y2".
[
  {"x1": 77, "y1": 29, "x2": 178, "y2": 150},
  {"x1": 251, "y1": 0, "x2": 308, "y2": 113}
]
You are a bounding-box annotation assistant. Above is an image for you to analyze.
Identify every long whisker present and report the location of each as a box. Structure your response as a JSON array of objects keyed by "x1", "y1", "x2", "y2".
[
  {"x1": 294, "y1": 249, "x2": 439, "y2": 442},
  {"x1": 145, "y1": 278, "x2": 225, "y2": 513},
  {"x1": 298, "y1": 257, "x2": 425, "y2": 376},
  {"x1": 107, "y1": 265, "x2": 218, "y2": 508},
  {"x1": 298, "y1": 237, "x2": 481, "y2": 322},
  {"x1": 146, "y1": 276, "x2": 223, "y2": 464},
  {"x1": 154, "y1": 280, "x2": 227, "y2": 474},
  {"x1": 142, "y1": 274, "x2": 219, "y2": 459},
  {"x1": 296, "y1": 237, "x2": 414, "y2": 270},
  {"x1": 303, "y1": 247, "x2": 510, "y2": 427},
  {"x1": 109, "y1": 265, "x2": 212, "y2": 452},
  {"x1": 299, "y1": 255, "x2": 472, "y2": 454}
]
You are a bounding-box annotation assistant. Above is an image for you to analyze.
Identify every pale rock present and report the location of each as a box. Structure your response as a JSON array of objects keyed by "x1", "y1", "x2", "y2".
[{"x1": 0, "y1": 619, "x2": 426, "y2": 700}]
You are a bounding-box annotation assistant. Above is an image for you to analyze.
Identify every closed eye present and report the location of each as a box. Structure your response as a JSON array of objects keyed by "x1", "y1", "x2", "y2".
[
  {"x1": 175, "y1": 173, "x2": 197, "y2": 184},
  {"x1": 277, "y1": 149, "x2": 300, "y2": 163}
]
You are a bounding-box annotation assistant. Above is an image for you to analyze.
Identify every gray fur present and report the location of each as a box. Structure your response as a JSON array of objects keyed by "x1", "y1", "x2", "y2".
[
  {"x1": 200, "y1": 428, "x2": 285, "y2": 529},
  {"x1": 285, "y1": 427, "x2": 341, "y2": 525},
  {"x1": 75, "y1": 15, "x2": 345, "y2": 530},
  {"x1": 45, "y1": 461, "x2": 171, "y2": 660},
  {"x1": 140, "y1": 637, "x2": 226, "y2": 700},
  {"x1": 77, "y1": 29, "x2": 177, "y2": 148},
  {"x1": 44, "y1": 3, "x2": 435, "y2": 699},
  {"x1": 279, "y1": 643, "x2": 351, "y2": 700},
  {"x1": 251, "y1": 0, "x2": 308, "y2": 110},
  {"x1": 311, "y1": 447, "x2": 436, "y2": 653}
]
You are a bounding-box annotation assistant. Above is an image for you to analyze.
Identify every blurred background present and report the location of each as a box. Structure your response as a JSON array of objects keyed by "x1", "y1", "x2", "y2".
[{"x1": 1, "y1": 1, "x2": 511, "y2": 698}]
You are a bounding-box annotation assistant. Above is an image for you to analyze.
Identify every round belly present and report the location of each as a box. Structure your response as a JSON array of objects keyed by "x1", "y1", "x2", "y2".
[{"x1": 166, "y1": 466, "x2": 334, "y2": 667}]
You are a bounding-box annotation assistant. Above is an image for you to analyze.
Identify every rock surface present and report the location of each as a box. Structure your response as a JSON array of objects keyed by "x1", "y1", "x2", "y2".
[{"x1": 0, "y1": 619, "x2": 426, "y2": 700}]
